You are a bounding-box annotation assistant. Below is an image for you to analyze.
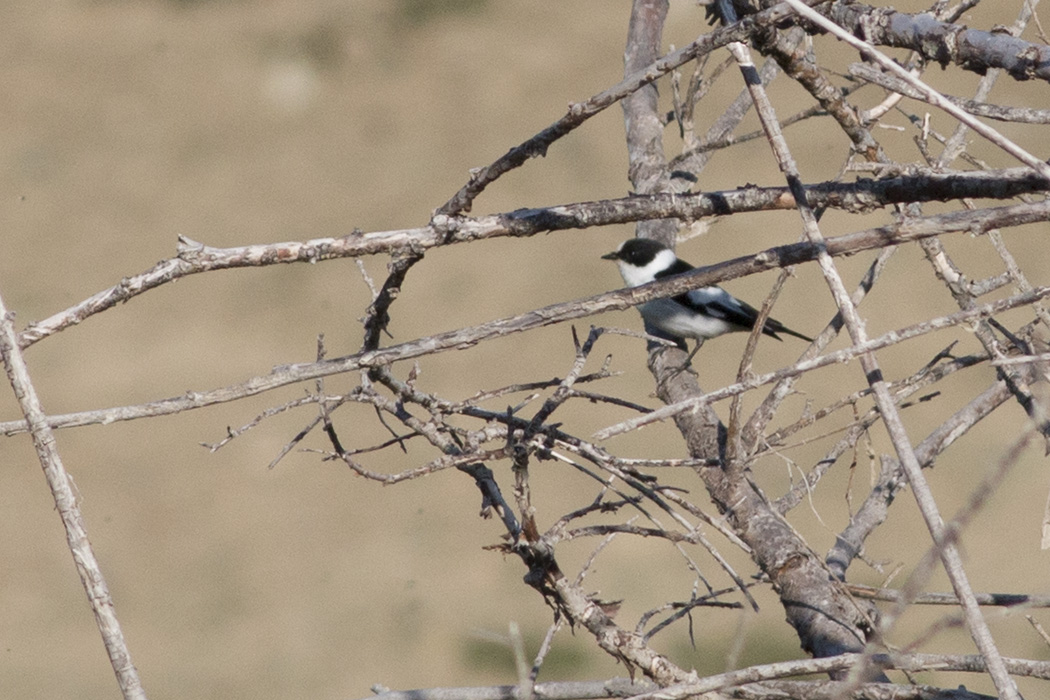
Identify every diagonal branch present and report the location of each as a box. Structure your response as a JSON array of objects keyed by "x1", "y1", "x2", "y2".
[
  {"x1": 827, "y1": 2, "x2": 1050, "y2": 84},
  {"x1": 0, "y1": 291, "x2": 147, "y2": 700},
  {"x1": 850, "y1": 62, "x2": 1050, "y2": 124},
  {"x1": 17, "y1": 170, "x2": 1049, "y2": 350},
  {"x1": 434, "y1": 0, "x2": 810, "y2": 216}
]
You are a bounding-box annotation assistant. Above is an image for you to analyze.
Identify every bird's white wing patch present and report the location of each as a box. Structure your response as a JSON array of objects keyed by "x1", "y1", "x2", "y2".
[{"x1": 686, "y1": 287, "x2": 741, "y2": 313}]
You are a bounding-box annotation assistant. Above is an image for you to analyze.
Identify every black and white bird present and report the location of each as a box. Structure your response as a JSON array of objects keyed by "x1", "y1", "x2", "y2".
[{"x1": 602, "y1": 238, "x2": 812, "y2": 359}]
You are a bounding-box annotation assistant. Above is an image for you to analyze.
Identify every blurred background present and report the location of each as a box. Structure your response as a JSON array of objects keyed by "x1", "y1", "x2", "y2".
[{"x1": 2, "y1": 1, "x2": 1049, "y2": 698}]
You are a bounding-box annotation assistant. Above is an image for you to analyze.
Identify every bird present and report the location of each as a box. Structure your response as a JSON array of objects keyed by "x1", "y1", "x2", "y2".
[{"x1": 602, "y1": 238, "x2": 812, "y2": 362}]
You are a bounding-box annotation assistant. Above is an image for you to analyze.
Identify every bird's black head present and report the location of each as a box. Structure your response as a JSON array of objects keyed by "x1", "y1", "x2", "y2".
[{"x1": 601, "y1": 238, "x2": 670, "y2": 266}]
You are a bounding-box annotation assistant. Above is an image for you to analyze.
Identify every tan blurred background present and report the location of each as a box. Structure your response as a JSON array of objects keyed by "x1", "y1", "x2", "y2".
[{"x1": 2, "y1": 1, "x2": 1049, "y2": 698}]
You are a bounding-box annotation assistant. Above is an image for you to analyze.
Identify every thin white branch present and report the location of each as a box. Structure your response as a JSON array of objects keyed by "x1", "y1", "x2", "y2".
[
  {"x1": 992, "y1": 353, "x2": 1050, "y2": 366},
  {"x1": 629, "y1": 651, "x2": 1050, "y2": 699},
  {"x1": 0, "y1": 292, "x2": 148, "y2": 700},
  {"x1": 363, "y1": 649, "x2": 1050, "y2": 700}
]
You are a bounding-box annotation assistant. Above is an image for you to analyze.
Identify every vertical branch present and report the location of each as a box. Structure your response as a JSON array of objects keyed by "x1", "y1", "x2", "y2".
[
  {"x1": 727, "y1": 268, "x2": 790, "y2": 464},
  {"x1": 361, "y1": 251, "x2": 424, "y2": 353},
  {"x1": 510, "y1": 407, "x2": 539, "y2": 543},
  {"x1": 623, "y1": 0, "x2": 679, "y2": 246},
  {"x1": 0, "y1": 292, "x2": 148, "y2": 700},
  {"x1": 622, "y1": 0, "x2": 895, "y2": 676}
]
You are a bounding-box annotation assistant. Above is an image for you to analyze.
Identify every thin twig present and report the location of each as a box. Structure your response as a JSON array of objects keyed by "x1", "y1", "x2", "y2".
[{"x1": 847, "y1": 584, "x2": 1050, "y2": 608}]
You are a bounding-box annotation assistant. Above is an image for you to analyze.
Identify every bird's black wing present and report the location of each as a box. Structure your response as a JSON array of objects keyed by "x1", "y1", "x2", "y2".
[
  {"x1": 652, "y1": 258, "x2": 695, "y2": 278},
  {"x1": 654, "y1": 262, "x2": 812, "y2": 341}
]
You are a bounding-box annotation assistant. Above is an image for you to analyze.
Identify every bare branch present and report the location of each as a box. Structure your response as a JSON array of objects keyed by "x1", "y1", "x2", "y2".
[
  {"x1": 8, "y1": 197, "x2": 1050, "y2": 438},
  {"x1": 798, "y1": 1, "x2": 1050, "y2": 181},
  {"x1": 847, "y1": 584, "x2": 1050, "y2": 609},
  {"x1": 0, "y1": 293, "x2": 147, "y2": 699},
  {"x1": 629, "y1": 651, "x2": 1050, "y2": 699},
  {"x1": 365, "y1": 675, "x2": 998, "y2": 700},
  {"x1": 435, "y1": 0, "x2": 806, "y2": 215},
  {"x1": 827, "y1": 3, "x2": 1050, "y2": 84},
  {"x1": 850, "y1": 63, "x2": 1050, "y2": 124},
  {"x1": 16, "y1": 171, "x2": 1049, "y2": 350}
]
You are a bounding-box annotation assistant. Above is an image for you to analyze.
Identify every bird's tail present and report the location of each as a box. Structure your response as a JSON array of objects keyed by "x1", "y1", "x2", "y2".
[{"x1": 764, "y1": 319, "x2": 814, "y2": 343}]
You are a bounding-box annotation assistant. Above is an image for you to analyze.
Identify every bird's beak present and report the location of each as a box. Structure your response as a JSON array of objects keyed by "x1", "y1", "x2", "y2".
[{"x1": 601, "y1": 251, "x2": 619, "y2": 260}]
